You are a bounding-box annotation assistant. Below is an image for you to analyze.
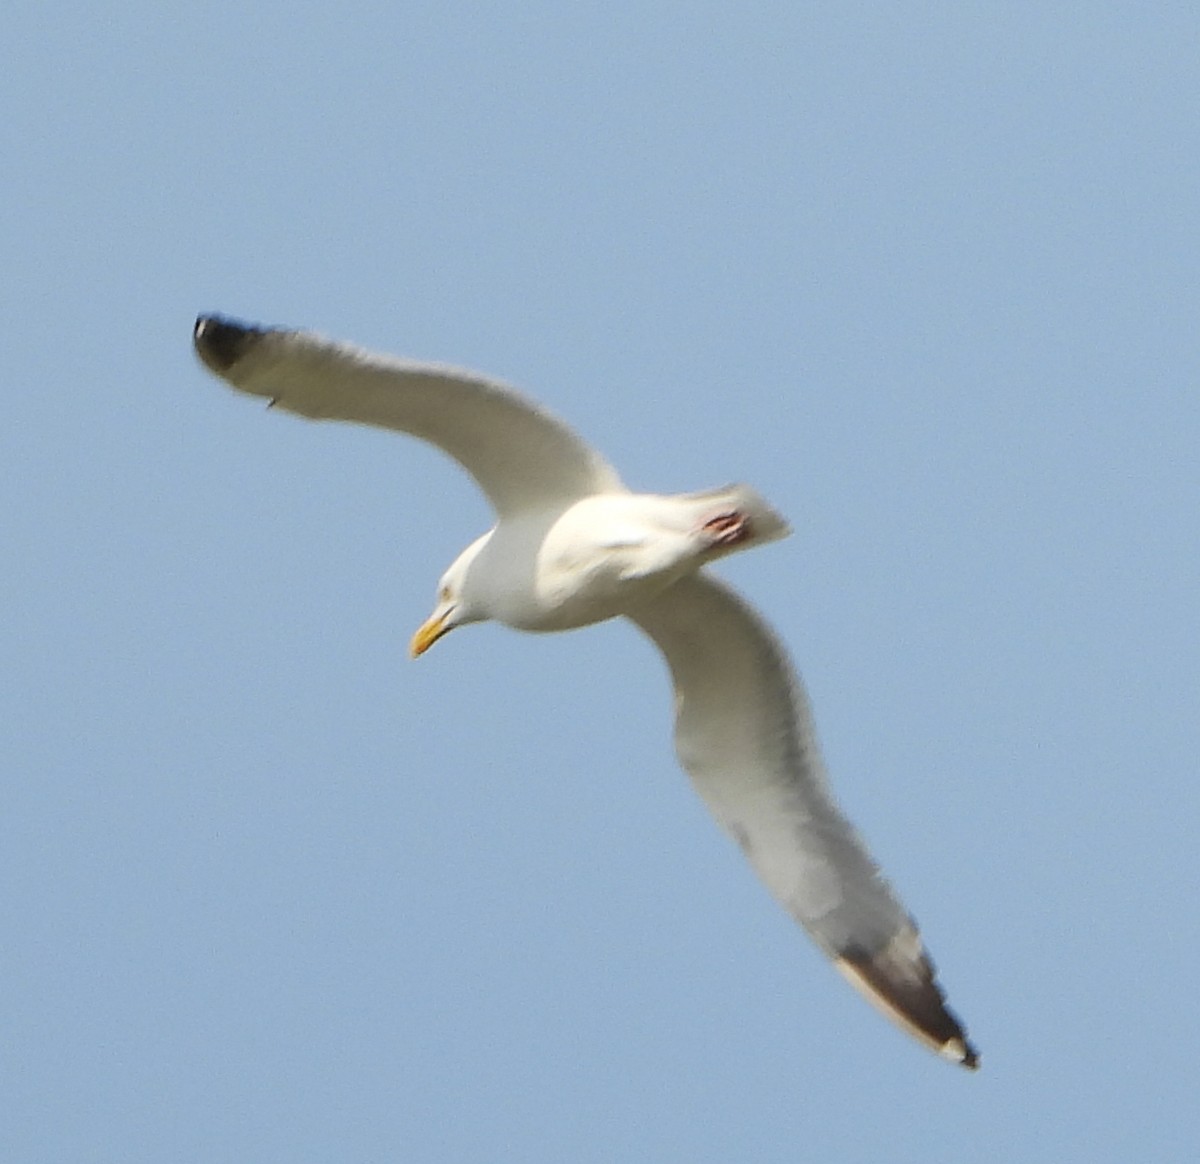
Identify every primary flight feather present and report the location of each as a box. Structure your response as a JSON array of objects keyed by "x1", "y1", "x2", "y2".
[{"x1": 194, "y1": 314, "x2": 978, "y2": 1069}]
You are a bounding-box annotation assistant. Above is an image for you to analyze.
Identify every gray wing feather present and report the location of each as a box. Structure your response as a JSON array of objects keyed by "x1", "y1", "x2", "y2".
[
  {"x1": 628, "y1": 572, "x2": 978, "y2": 1067},
  {"x1": 194, "y1": 316, "x2": 625, "y2": 517}
]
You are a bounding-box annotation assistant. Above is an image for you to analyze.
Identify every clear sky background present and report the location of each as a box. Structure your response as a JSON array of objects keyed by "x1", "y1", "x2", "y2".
[{"x1": 3, "y1": 4, "x2": 1197, "y2": 1161}]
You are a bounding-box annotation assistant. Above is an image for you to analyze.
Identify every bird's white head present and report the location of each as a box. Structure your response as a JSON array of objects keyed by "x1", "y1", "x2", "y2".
[{"x1": 409, "y1": 532, "x2": 492, "y2": 657}]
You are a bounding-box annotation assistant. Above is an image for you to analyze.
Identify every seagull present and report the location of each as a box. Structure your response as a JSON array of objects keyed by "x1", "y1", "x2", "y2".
[{"x1": 193, "y1": 314, "x2": 979, "y2": 1069}]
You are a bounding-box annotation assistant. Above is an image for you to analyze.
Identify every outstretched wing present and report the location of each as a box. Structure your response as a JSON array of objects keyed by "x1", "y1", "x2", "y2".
[
  {"x1": 628, "y1": 572, "x2": 978, "y2": 1068},
  {"x1": 194, "y1": 316, "x2": 625, "y2": 518}
]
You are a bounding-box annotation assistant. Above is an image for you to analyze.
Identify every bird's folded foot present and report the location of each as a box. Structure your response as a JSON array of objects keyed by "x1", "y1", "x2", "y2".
[{"x1": 700, "y1": 510, "x2": 751, "y2": 547}]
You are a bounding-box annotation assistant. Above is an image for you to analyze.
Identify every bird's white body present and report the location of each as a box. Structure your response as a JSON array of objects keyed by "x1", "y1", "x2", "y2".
[
  {"x1": 476, "y1": 487, "x2": 788, "y2": 631},
  {"x1": 193, "y1": 314, "x2": 978, "y2": 1069}
]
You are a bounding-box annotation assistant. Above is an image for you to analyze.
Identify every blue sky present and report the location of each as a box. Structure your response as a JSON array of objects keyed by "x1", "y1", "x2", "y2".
[{"x1": 3, "y1": 3, "x2": 1198, "y2": 1160}]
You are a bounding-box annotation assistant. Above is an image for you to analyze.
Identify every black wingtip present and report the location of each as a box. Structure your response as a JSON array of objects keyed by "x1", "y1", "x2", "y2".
[
  {"x1": 193, "y1": 314, "x2": 266, "y2": 374},
  {"x1": 835, "y1": 928, "x2": 980, "y2": 1070}
]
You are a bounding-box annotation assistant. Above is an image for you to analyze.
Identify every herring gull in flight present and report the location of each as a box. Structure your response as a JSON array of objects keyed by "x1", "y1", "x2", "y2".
[{"x1": 193, "y1": 314, "x2": 979, "y2": 1069}]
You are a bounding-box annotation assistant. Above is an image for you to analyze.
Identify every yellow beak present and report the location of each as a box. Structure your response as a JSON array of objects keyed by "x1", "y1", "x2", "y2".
[{"x1": 410, "y1": 609, "x2": 453, "y2": 657}]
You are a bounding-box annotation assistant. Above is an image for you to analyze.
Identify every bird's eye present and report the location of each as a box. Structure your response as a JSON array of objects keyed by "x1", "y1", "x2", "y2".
[{"x1": 439, "y1": 585, "x2": 452, "y2": 603}]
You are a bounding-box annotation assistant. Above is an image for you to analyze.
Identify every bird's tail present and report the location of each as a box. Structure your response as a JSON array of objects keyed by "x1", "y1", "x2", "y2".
[{"x1": 683, "y1": 483, "x2": 791, "y2": 548}]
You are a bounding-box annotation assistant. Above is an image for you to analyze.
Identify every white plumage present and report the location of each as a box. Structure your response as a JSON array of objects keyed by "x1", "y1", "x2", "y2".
[{"x1": 194, "y1": 314, "x2": 978, "y2": 1069}]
